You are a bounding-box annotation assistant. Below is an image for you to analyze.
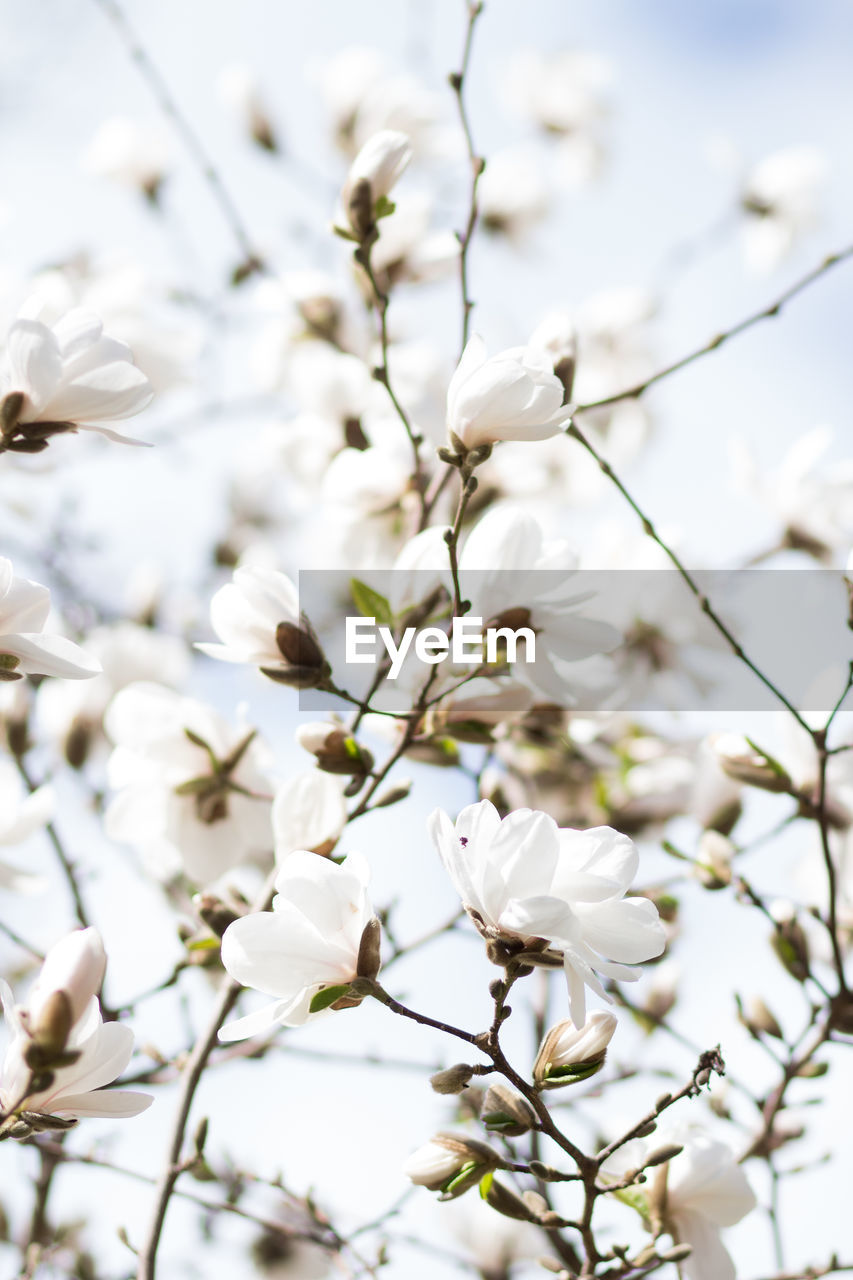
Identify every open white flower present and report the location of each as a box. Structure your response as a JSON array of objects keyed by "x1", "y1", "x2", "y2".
[
  {"x1": 105, "y1": 682, "x2": 274, "y2": 884},
  {"x1": 602, "y1": 1126, "x2": 756, "y2": 1280},
  {"x1": 197, "y1": 565, "x2": 327, "y2": 686},
  {"x1": 84, "y1": 116, "x2": 170, "y2": 200},
  {"x1": 741, "y1": 146, "x2": 825, "y2": 273},
  {"x1": 428, "y1": 799, "x2": 665, "y2": 1025},
  {"x1": 0, "y1": 302, "x2": 153, "y2": 449},
  {"x1": 219, "y1": 851, "x2": 377, "y2": 1040},
  {"x1": 0, "y1": 559, "x2": 101, "y2": 681},
  {"x1": 0, "y1": 929, "x2": 151, "y2": 1132},
  {"x1": 272, "y1": 771, "x2": 348, "y2": 860},
  {"x1": 447, "y1": 335, "x2": 570, "y2": 451}
]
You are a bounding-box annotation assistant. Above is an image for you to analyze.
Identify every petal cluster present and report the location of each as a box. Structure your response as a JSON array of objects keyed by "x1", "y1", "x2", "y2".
[
  {"x1": 0, "y1": 302, "x2": 153, "y2": 444},
  {"x1": 446, "y1": 334, "x2": 570, "y2": 451},
  {"x1": 0, "y1": 559, "x2": 102, "y2": 681},
  {"x1": 219, "y1": 850, "x2": 376, "y2": 1040},
  {"x1": 0, "y1": 929, "x2": 151, "y2": 1129},
  {"x1": 197, "y1": 565, "x2": 327, "y2": 686},
  {"x1": 428, "y1": 799, "x2": 665, "y2": 1024}
]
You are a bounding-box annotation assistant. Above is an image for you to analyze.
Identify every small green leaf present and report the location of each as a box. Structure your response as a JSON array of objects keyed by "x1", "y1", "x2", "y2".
[
  {"x1": 441, "y1": 1161, "x2": 478, "y2": 1194},
  {"x1": 187, "y1": 936, "x2": 220, "y2": 952},
  {"x1": 374, "y1": 195, "x2": 396, "y2": 220},
  {"x1": 478, "y1": 1170, "x2": 494, "y2": 1199},
  {"x1": 612, "y1": 1185, "x2": 651, "y2": 1225},
  {"x1": 350, "y1": 579, "x2": 394, "y2": 628},
  {"x1": 309, "y1": 983, "x2": 353, "y2": 1013}
]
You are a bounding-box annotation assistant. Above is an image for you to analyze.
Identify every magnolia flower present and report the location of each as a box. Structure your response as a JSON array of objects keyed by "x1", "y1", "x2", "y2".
[
  {"x1": 218, "y1": 64, "x2": 277, "y2": 151},
  {"x1": 36, "y1": 620, "x2": 189, "y2": 768},
  {"x1": 105, "y1": 682, "x2": 274, "y2": 884},
  {"x1": 391, "y1": 507, "x2": 619, "y2": 704},
  {"x1": 219, "y1": 851, "x2": 378, "y2": 1040},
  {"x1": 741, "y1": 146, "x2": 825, "y2": 273},
  {"x1": 477, "y1": 149, "x2": 549, "y2": 239},
  {"x1": 84, "y1": 116, "x2": 170, "y2": 201},
  {"x1": 428, "y1": 800, "x2": 665, "y2": 1025},
  {"x1": 0, "y1": 302, "x2": 154, "y2": 449},
  {"x1": 533, "y1": 1010, "x2": 617, "y2": 1087},
  {"x1": 508, "y1": 48, "x2": 612, "y2": 185},
  {"x1": 403, "y1": 1133, "x2": 500, "y2": 1197},
  {"x1": 602, "y1": 1126, "x2": 757, "y2": 1280},
  {"x1": 0, "y1": 559, "x2": 101, "y2": 681},
  {"x1": 337, "y1": 130, "x2": 413, "y2": 241},
  {"x1": 197, "y1": 565, "x2": 327, "y2": 687},
  {"x1": 25, "y1": 928, "x2": 106, "y2": 1044},
  {"x1": 731, "y1": 426, "x2": 853, "y2": 561},
  {"x1": 0, "y1": 929, "x2": 150, "y2": 1132},
  {"x1": 446, "y1": 335, "x2": 570, "y2": 451},
  {"x1": 272, "y1": 771, "x2": 347, "y2": 860}
]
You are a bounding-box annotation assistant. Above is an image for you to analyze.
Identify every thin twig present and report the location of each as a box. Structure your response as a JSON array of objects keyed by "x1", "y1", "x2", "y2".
[{"x1": 574, "y1": 243, "x2": 853, "y2": 412}]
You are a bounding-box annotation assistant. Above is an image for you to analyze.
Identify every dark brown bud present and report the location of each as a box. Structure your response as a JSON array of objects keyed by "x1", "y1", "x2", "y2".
[{"x1": 356, "y1": 917, "x2": 382, "y2": 981}]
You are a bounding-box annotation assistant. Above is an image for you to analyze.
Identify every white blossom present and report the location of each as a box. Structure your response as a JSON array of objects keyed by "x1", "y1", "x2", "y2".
[
  {"x1": 602, "y1": 1126, "x2": 757, "y2": 1280},
  {"x1": 533, "y1": 1010, "x2": 617, "y2": 1087},
  {"x1": 0, "y1": 301, "x2": 154, "y2": 445},
  {"x1": 218, "y1": 851, "x2": 376, "y2": 1039},
  {"x1": 272, "y1": 771, "x2": 348, "y2": 860},
  {"x1": 197, "y1": 565, "x2": 326, "y2": 683},
  {"x1": 84, "y1": 116, "x2": 170, "y2": 199},
  {"x1": 0, "y1": 558, "x2": 101, "y2": 681},
  {"x1": 337, "y1": 130, "x2": 413, "y2": 240},
  {"x1": 741, "y1": 146, "x2": 825, "y2": 273},
  {"x1": 477, "y1": 149, "x2": 549, "y2": 239},
  {"x1": 447, "y1": 335, "x2": 570, "y2": 451},
  {"x1": 104, "y1": 682, "x2": 274, "y2": 884},
  {"x1": 428, "y1": 799, "x2": 666, "y2": 1025},
  {"x1": 0, "y1": 929, "x2": 150, "y2": 1127}
]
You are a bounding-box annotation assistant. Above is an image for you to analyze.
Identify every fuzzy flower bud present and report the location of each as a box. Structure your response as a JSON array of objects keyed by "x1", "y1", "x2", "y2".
[
  {"x1": 533, "y1": 1010, "x2": 617, "y2": 1088},
  {"x1": 480, "y1": 1083, "x2": 537, "y2": 1135}
]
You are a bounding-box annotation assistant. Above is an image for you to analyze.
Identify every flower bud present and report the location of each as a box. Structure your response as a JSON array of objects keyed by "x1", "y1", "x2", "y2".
[
  {"x1": 296, "y1": 723, "x2": 373, "y2": 776},
  {"x1": 533, "y1": 1011, "x2": 617, "y2": 1088},
  {"x1": 338, "y1": 130, "x2": 412, "y2": 242},
  {"x1": 710, "y1": 733, "x2": 792, "y2": 793},
  {"x1": 27, "y1": 928, "x2": 106, "y2": 1046},
  {"x1": 429, "y1": 1064, "x2": 475, "y2": 1095},
  {"x1": 403, "y1": 1132, "x2": 500, "y2": 1198},
  {"x1": 769, "y1": 900, "x2": 810, "y2": 983},
  {"x1": 738, "y1": 995, "x2": 784, "y2": 1041},
  {"x1": 693, "y1": 830, "x2": 734, "y2": 890},
  {"x1": 480, "y1": 1083, "x2": 536, "y2": 1134},
  {"x1": 355, "y1": 917, "x2": 382, "y2": 982}
]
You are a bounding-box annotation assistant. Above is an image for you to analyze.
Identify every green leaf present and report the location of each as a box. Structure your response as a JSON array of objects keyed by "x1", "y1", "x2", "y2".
[
  {"x1": 612, "y1": 1185, "x2": 651, "y2": 1225},
  {"x1": 744, "y1": 737, "x2": 790, "y2": 779},
  {"x1": 350, "y1": 578, "x2": 394, "y2": 628},
  {"x1": 309, "y1": 983, "x2": 353, "y2": 1013},
  {"x1": 374, "y1": 195, "x2": 396, "y2": 220},
  {"x1": 187, "y1": 936, "x2": 220, "y2": 952},
  {"x1": 478, "y1": 1170, "x2": 494, "y2": 1199}
]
